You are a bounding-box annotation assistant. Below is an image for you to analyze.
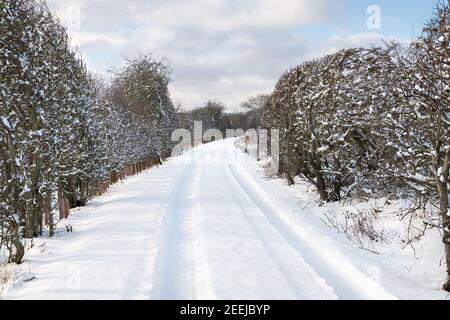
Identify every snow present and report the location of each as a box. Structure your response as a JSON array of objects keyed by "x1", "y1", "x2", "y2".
[
  {"x1": 18, "y1": 54, "x2": 29, "y2": 72},
  {"x1": 19, "y1": 186, "x2": 30, "y2": 197},
  {"x1": 317, "y1": 146, "x2": 329, "y2": 153},
  {"x1": 3, "y1": 139, "x2": 449, "y2": 300},
  {"x1": 1, "y1": 116, "x2": 11, "y2": 130}
]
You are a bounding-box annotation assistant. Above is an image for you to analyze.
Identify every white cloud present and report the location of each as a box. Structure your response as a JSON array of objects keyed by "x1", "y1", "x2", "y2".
[
  {"x1": 44, "y1": 0, "x2": 409, "y2": 111},
  {"x1": 140, "y1": 28, "x2": 176, "y2": 50},
  {"x1": 136, "y1": 0, "x2": 340, "y2": 32},
  {"x1": 171, "y1": 74, "x2": 275, "y2": 112},
  {"x1": 71, "y1": 32, "x2": 129, "y2": 47},
  {"x1": 327, "y1": 32, "x2": 411, "y2": 50}
]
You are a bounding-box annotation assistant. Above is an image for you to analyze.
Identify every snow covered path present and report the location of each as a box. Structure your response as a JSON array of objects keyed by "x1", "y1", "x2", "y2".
[{"x1": 5, "y1": 139, "x2": 399, "y2": 300}]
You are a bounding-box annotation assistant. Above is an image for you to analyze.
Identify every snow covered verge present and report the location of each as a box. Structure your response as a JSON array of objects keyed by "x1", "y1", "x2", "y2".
[
  {"x1": 235, "y1": 138, "x2": 450, "y2": 300},
  {"x1": 0, "y1": 166, "x2": 164, "y2": 300}
]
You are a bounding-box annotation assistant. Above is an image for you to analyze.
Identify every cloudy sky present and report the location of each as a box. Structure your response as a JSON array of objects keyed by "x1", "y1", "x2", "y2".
[{"x1": 46, "y1": 0, "x2": 435, "y2": 111}]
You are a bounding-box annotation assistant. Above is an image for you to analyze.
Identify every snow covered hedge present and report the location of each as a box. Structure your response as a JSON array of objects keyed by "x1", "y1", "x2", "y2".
[
  {"x1": 261, "y1": 1, "x2": 450, "y2": 291},
  {"x1": 0, "y1": 0, "x2": 176, "y2": 264}
]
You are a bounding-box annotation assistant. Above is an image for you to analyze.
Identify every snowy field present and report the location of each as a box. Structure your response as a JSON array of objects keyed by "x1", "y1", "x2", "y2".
[{"x1": 2, "y1": 139, "x2": 449, "y2": 300}]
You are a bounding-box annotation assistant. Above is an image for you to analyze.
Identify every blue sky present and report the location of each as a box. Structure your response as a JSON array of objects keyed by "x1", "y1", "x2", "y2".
[
  {"x1": 46, "y1": 0, "x2": 439, "y2": 111},
  {"x1": 296, "y1": 0, "x2": 435, "y2": 41},
  {"x1": 344, "y1": 0, "x2": 435, "y2": 38}
]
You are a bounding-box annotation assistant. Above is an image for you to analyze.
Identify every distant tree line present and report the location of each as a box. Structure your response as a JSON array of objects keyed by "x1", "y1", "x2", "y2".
[
  {"x1": 177, "y1": 97, "x2": 266, "y2": 140},
  {"x1": 0, "y1": 0, "x2": 176, "y2": 263},
  {"x1": 260, "y1": 1, "x2": 450, "y2": 291}
]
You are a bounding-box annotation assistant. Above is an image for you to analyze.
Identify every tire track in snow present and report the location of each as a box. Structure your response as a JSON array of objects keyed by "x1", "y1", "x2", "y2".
[
  {"x1": 150, "y1": 159, "x2": 198, "y2": 299},
  {"x1": 228, "y1": 160, "x2": 398, "y2": 300},
  {"x1": 190, "y1": 160, "x2": 218, "y2": 300},
  {"x1": 223, "y1": 164, "x2": 337, "y2": 299}
]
